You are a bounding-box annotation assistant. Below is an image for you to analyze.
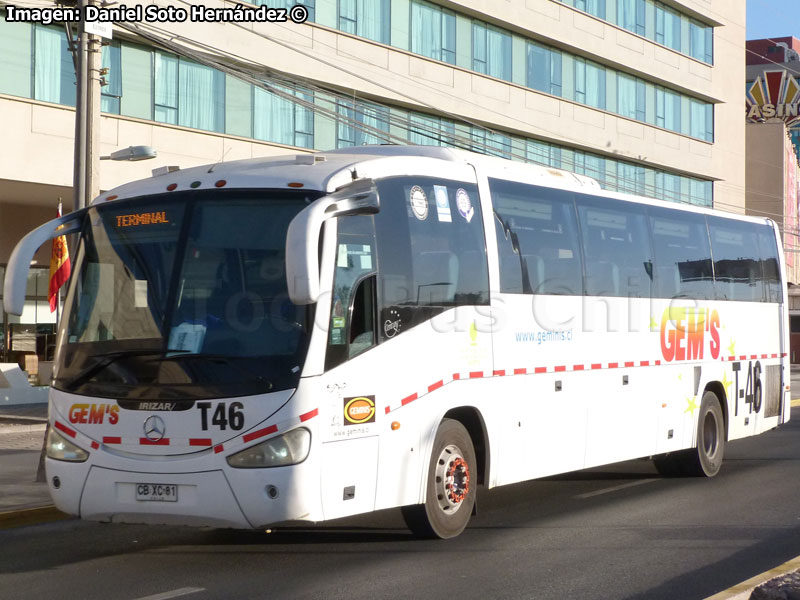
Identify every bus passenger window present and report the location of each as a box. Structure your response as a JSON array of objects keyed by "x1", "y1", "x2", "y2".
[
  {"x1": 489, "y1": 179, "x2": 582, "y2": 296},
  {"x1": 326, "y1": 216, "x2": 377, "y2": 371}
]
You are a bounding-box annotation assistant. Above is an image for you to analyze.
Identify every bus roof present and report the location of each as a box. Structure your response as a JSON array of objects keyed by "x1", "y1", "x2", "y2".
[
  {"x1": 92, "y1": 144, "x2": 772, "y2": 229},
  {"x1": 93, "y1": 145, "x2": 597, "y2": 205}
]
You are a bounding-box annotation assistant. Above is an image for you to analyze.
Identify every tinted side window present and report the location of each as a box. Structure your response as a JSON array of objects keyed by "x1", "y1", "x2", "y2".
[
  {"x1": 757, "y1": 225, "x2": 783, "y2": 303},
  {"x1": 648, "y1": 206, "x2": 715, "y2": 299},
  {"x1": 374, "y1": 177, "x2": 488, "y2": 341},
  {"x1": 490, "y1": 179, "x2": 583, "y2": 295},
  {"x1": 708, "y1": 216, "x2": 764, "y2": 302},
  {"x1": 576, "y1": 195, "x2": 652, "y2": 298}
]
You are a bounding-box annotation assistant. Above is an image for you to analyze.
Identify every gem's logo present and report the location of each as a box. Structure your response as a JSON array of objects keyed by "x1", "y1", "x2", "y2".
[
  {"x1": 660, "y1": 307, "x2": 720, "y2": 362},
  {"x1": 343, "y1": 396, "x2": 376, "y2": 425},
  {"x1": 68, "y1": 403, "x2": 119, "y2": 425},
  {"x1": 746, "y1": 70, "x2": 800, "y2": 125}
]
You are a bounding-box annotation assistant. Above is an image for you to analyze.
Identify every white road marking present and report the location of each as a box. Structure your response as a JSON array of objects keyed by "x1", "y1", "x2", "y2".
[
  {"x1": 574, "y1": 479, "x2": 655, "y2": 499},
  {"x1": 134, "y1": 587, "x2": 205, "y2": 600}
]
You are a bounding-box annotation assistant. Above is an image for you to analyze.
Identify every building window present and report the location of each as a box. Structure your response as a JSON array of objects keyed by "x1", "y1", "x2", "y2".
[
  {"x1": 655, "y1": 86, "x2": 681, "y2": 131},
  {"x1": 408, "y1": 112, "x2": 456, "y2": 146},
  {"x1": 337, "y1": 99, "x2": 390, "y2": 147},
  {"x1": 690, "y1": 98, "x2": 713, "y2": 142},
  {"x1": 574, "y1": 151, "x2": 606, "y2": 186},
  {"x1": 154, "y1": 53, "x2": 225, "y2": 132},
  {"x1": 410, "y1": 0, "x2": 456, "y2": 64},
  {"x1": 655, "y1": 2, "x2": 681, "y2": 51},
  {"x1": 575, "y1": 0, "x2": 605, "y2": 19},
  {"x1": 33, "y1": 25, "x2": 76, "y2": 106},
  {"x1": 472, "y1": 128, "x2": 512, "y2": 158},
  {"x1": 527, "y1": 140, "x2": 562, "y2": 169},
  {"x1": 689, "y1": 19, "x2": 713, "y2": 63},
  {"x1": 472, "y1": 22, "x2": 512, "y2": 81},
  {"x1": 153, "y1": 52, "x2": 178, "y2": 124},
  {"x1": 338, "y1": 0, "x2": 390, "y2": 44},
  {"x1": 101, "y1": 42, "x2": 122, "y2": 115},
  {"x1": 617, "y1": 0, "x2": 645, "y2": 36},
  {"x1": 617, "y1": 73, "x2": 645, "y2": 121},
  {"x1": 527, "y1": 41, "x2": 562, "y2": 97},
  {"x1": 574, "y1": 57, "x2": 605, "y2": 109},
  {"x1": 254, "y1": 85, "x2": 314, "y2": 149}
]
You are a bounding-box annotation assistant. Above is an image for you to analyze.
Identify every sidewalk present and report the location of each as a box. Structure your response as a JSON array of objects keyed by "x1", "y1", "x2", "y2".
[{"x1": 0, "y1": 402, "x2": 58, "y2": 521}]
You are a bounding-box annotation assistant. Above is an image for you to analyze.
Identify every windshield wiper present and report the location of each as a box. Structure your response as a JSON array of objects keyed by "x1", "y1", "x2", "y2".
[
  {"x1": 161, "y1": 353, "x2": 273, "y2": 390},
  {"x1": 64, "y1": 349, "x2": 190, "y2": 388}
]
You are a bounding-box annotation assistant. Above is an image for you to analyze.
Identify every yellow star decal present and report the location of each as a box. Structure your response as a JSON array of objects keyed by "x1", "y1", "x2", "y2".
[
  {"x1": 677, "y1": 373, "x2": 683, "y2": 381},
  {"x1": 721, "y1": 372, "x2": 733, "y2": 400},
  {"x1": 685, "y1": 396, "x2": 699, "y2": 415},
  {"x1": 649, "y1": 317, "x2": 659, "y2": 331},
  {"x1": 727, "y1": 339, "x2": 736, "y2": 356}
]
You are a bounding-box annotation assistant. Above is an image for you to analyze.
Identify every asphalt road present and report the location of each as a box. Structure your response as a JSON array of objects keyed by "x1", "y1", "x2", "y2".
[{"x1": 1, "y1": 408, "x2": 798, "y2": 600}]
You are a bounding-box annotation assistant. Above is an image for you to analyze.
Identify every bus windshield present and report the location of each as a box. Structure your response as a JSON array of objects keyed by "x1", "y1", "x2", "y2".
[{"x1": 53, "y1": 189, "x2": 320, "y2": 401}]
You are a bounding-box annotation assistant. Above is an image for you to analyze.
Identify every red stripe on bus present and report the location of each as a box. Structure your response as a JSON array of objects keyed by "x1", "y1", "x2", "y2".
[
  {"x1": 573, "y1": 365, "x2": 585, "y2": 371},
  {"x1": 453, "y1": 373, "x2": 462, "y2": 381},
  {"x1": 514, "y1": 368, "x2": 527, "y2": 375},
  {"x1": 102, "y1": 436, "x2": 121, "y2": 444},
  {"x1": 243, "y1": 425, "x2": 277, "y2": 444},
  {"x1": 772, "y1": 353, "x2": 779, "y2": 358},
  {"x1": 640, "y1": 361, "x2": 650, "y2": 367},
  {"x1": 608, "y1": 363, "x2": 619, "y2": 369},
  {"x1": 428, "y1": 380, "x2": 444, "y2": 392},
  {"x1": 401, "y1": 393, "x2": 418, "y2": 406},
  {"x1": 91, "y1": 441, "x2": 99, "y2": 450},
  {"x1": 761, "y1": 354, "x2": 768, "y2": 359},
  {"x1": 591, "y1": 363, "x2": 602, "y2": 370},
  {"x1": 214, "y1": 444, "x2": 224, "y2": 454},
  {"x1": 554, "y1": 366, "x2": 566, "y2": 372},
  {"x1": 190, "y1": 438, "x2": 212, "y2": 447},
  {"x1": 750, "y1": 355, "x2": 757, "y2": 360},
  {"x1": 534, "y1": 367, "x2": 547, "y2": 374},
  {"x1": 739, "y1": 355, "x2": 747, "y2": 360},
  {"x1": 300, "y1": 408, "x2": 319, "y2": 422},
  {"x1": 625, "y1": 361, "x2": 634, "y2": 367},
  {"x1": 469, "y1": 371, "x2": 484, "y2": 379},
  {"x1": 139, "y1": 438, "x2": 170, "y2": 446},
  {"x1": 782, "y1": 353, "x2": 788, "y2": 357},
  {"x1": 493, "y1": 370, "x2": 506, "y2": 377},
  {"x1": 54, "y1": 421, "x2": 76, "y2": 438},
  {"x1": 655, "y1": 360, "x2": 661, "y2": 365}
]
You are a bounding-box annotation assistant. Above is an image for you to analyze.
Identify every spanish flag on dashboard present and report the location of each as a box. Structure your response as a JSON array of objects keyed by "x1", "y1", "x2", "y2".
[{"x1": 49, "y1": 201, "x2": 71, "y2": 313}]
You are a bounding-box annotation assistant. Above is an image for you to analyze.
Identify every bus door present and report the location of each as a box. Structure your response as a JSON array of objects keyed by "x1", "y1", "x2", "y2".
[{"x1": 316, "y1": 215, "x2": 383, "y2": 521}]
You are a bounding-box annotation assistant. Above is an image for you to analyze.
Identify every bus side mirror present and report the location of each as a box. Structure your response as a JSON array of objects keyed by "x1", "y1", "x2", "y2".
[
  {"x1": 4, "y1": 210, "x2": 86, "y2": 315},
  {"x1": 286, "y1": 178, "x2": 380, "y2": 305}
]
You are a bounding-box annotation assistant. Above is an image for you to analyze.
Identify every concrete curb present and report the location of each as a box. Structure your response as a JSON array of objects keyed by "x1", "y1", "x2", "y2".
[
  {"x1": 0, "y1": 506, "x2": 70, "y2": 530},
  {"x1": 704, "y1": 556, "x2": 800, "y2": 600},
  {"x1": 0, "y1": 422, "x2": 47, "y2": 434}
]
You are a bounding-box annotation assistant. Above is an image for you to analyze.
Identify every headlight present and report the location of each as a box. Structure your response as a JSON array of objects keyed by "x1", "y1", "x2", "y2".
[
  {"x1": 226, "y1": 428, "x2": 311, "y2": 468},
  {"x1": 46, "y1": 427, "x2": 89, "y2": 462}
]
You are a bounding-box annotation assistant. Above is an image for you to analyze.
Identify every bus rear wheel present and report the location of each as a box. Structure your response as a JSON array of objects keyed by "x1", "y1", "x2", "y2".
[
  {"x1": 653, "y1": 390, "x2": 726, "y2": 478},
  {"x1": 402, "y1": 419, "x2": 476, "y2": 539}
]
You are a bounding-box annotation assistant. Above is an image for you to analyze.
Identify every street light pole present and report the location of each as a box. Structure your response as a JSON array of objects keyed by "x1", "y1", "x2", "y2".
[{"x1": 72, "y1": 0, "x2": 102, "y2": 213}]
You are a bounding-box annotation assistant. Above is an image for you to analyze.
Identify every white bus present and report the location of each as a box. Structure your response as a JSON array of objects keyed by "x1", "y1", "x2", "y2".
[{"x1": 6, "y1": 146, "x2": 790, "y2": 538}]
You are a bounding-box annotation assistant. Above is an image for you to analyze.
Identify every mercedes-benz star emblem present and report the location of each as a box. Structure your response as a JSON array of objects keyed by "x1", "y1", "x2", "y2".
[{"x1": 143, "y1": 415, "x2": 166, "y2": 442}]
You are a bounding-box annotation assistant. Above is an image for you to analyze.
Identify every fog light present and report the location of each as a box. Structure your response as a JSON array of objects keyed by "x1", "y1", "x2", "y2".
[
  {"x1": 52, "y1": 476, "x2": 61, "y2": 489},
  {"x1": 266, "y1": 485, "x2": 279, "y2": 499}
]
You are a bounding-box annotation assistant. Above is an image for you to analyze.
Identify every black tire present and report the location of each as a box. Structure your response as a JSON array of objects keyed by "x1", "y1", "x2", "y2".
[
  {"x1": 653, "y1": 390, "x2": 726, "y2": 478},
  {"x1": 402, "y1": 419, "x2": 477, "y2": 539}
]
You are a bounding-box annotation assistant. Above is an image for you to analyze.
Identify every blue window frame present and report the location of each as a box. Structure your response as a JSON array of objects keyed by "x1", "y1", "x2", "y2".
[
  {"x1": 339, "y1": 0, "x2": 390, "y2": 44},
  {"x1": 410, "y1": 0, "x2": 456, "y2": 64},
  {"x1": 472, "y1": 22, "x2": 511, "y2": 81},
  {"x1": 527, "y1": 41, "x2": 563, "y2": 97}
]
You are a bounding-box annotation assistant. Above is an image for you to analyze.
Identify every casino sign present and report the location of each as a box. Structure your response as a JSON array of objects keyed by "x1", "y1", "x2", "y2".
[{"x1": 746, "y1": 69, "x2": 800, "y2": 125}]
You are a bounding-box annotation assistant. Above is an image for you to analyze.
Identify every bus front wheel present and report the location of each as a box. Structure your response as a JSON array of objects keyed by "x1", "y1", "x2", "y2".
[
  {"x1": 654, "y1": 390, "x2": 726, "y2": 478},
  {"x1": 402, "y1": 418, "x2": 476, "y2": 539}
]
